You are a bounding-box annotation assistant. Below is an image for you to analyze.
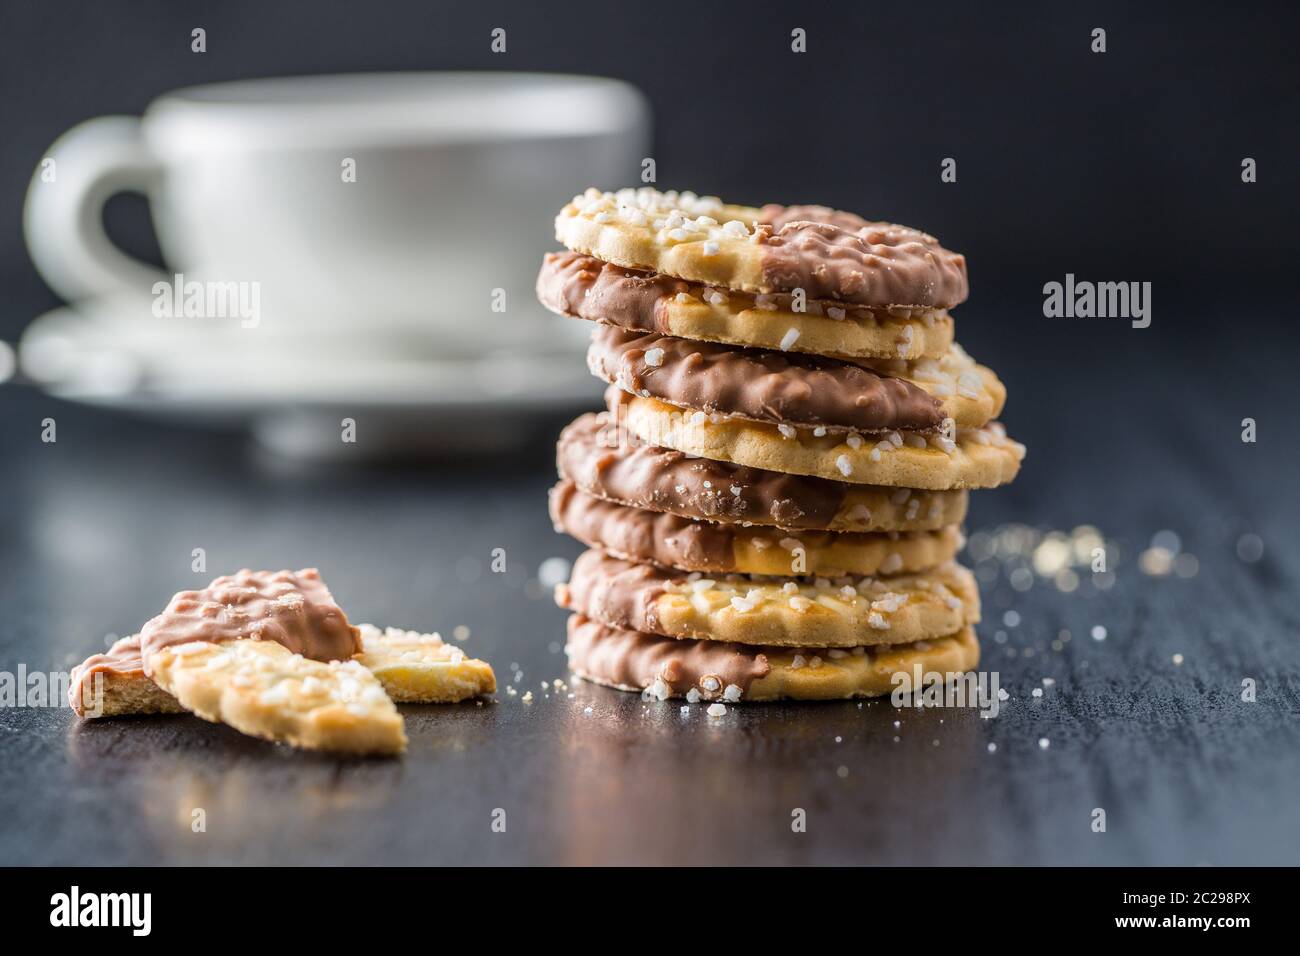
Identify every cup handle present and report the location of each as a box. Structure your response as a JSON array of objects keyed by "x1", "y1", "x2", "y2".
[{"x1": 23, "y1": 115, "x2": 167, "y2": 303}]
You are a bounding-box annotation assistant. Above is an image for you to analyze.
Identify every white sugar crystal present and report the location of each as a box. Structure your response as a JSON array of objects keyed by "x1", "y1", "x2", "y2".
[
  {"x1": 643, "y1": 347, "x2": 664, "y2": 367},
  {"x1": 259, "y1": 683, "x2": 291, "y2": 705}
]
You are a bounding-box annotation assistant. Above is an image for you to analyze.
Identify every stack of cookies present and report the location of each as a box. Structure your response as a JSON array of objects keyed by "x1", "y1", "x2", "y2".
[{"x1": 538, "y1": 188, "x2": 1025, "y2": 705}]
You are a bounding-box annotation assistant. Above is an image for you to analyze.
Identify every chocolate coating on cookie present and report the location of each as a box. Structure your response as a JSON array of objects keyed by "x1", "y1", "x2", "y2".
[
  {"x1": 68, "y1": 635, "x2": 146, "y2": 715},
  {"x1": 559, "y1": 412, "x2": 861, "y2": 529},
  {"x1": 587, "y1": 325, "x2": 944, "y2": 434},
  {"x1": 550, "y1": 480, "x2": 735, "y2": 571},
  {"x1": 566, "y1": 615, "x2": 771, "y2": 698},
  {"x1": 755, "y1": 204, "x2": 968, "y2": 309},
  {"x1": 139, "y1": 568, "x2": 361, "y2": 672},
  {"x1": 537, "y1": 250, "x2": 929, "y2": 329},
  {"x1": 555, "y1": 550, "x2": 670, "y2": 635},
  {"x1": 536, "y1": 250, "x2": 689, "y2": 331}
]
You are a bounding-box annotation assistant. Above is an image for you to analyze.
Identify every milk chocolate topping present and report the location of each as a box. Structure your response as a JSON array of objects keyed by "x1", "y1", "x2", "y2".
[
  {"x1": 556, "y1": 412, "x2": 861, "y2": 529},
  {"x1": 139, "y1": 568, "x2": 361, "y2": 673},
  {"x1": 555, "y1": 549, "x2": 670, "y2": 635},
  {"x1": 755, "y1": 204, "x2": 968, "y2": 309},
  {"x1": 67, "y1": 634, "x2": 147, "y2": 715},
  {"x1": 536, "y1": 250, "x2": 688, "y2": 331},
  {"x1": 566, "y1": 615, "x2": 771, "y2": 698},
  {"x1": 550, "y1": 479, "x2": 735, "y2": 571},
  {"x1": 538, "y1": 250, "x2": 923, "y2": 329},
  {"x1": 587, "y1": 325, "x2": 944, "y2": 434}
]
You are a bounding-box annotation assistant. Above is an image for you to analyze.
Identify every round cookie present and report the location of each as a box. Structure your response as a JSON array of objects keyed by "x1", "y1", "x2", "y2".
[
  {"x1": 556, "y1": 548, "x2": 981, "y2": 648},
  {"x1": 536, "y1": 250, "x2": 953, "y2": 361},
  {"x1": 557, "y1": 412, "x2": 969, "y2": 533},
  {"x1": 556, "y1": 187, "x2": 968, "y2": 308},
  {"x1": 550, "y1": 479, "x2": 963, "y2": 577},
  {"x1": 589, "y1": 326, "x2": 1004, "y2": 431},
  {"x1": 610, "y1": 390, "x2": 1025, "y2": 491},
  {"x1": 566, "y1": 615, "x2": 981, "y2": 702}
]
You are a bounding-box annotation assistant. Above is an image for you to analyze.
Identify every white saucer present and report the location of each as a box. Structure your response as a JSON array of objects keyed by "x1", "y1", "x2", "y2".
[{"x1": 19, "y1": 296, "x2": 602, "y2": 459}]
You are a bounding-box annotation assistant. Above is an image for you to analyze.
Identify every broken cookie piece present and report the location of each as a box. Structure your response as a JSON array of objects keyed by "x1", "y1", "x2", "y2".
[
  {"x1": 71, "y1": 623, "x2": 497, "y2": 721},
  {"x1": 355, "y1": 624, "x2": 497, "y2": 702},
  {"x1": 149, "y1": 639, "x2": 407, "y2": 755},
  {"x1": 68, "y1": 634, "x2": 185, "y2": 719},
  {"x1": 67, "y1": 568, "x2": 497, "y2": 755}
]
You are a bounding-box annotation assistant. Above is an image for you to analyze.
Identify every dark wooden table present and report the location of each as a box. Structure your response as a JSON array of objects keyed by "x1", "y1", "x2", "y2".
[{"x1": 2, "y1": 313, "x2": 1297, "y2": 865}]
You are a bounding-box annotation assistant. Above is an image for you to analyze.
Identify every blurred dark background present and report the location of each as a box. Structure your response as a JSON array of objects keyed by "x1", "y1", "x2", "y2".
[
  {"x1": 3, "y1": 0, "x2": 1300, "y2": 867},
  {"x1": 2, "y1": 0, "x2": 1298, "y2": 345}
]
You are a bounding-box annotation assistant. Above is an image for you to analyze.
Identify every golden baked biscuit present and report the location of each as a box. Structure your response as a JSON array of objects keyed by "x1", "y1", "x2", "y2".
[
  {"x1": 537, "y1": 250, "x2": 954, "y2": 360},
  {"x1": 557, "y1": 411, "x2": 970, "y2": 533},
  {"x1": 611, "y1": 391, "x2": 1025, "y2": 490},
  {"x1": 550, "y1": 480, "x2": 962, "y2": 577},
  {"x1": 567, "y1": 615, "x2": 981, "y2": 702},
  {"x1": 589, "y1": 327, "x2": 1004, "y2": 431},
  {"x1": 149, "y1": 639, "x2": 407, "y2": 755},
  {"x1": 556, "y1": 188, "x2": 967, "y2": 309},
  {"x1": 68, "y1": 635, "x2": 185, "y2": 718},
  {"x1": 354, "y1": 624, "x2": 496, "y2": 703},
  {"x1": 557, "y1": 549, "x2": 980, "y2": 648}
]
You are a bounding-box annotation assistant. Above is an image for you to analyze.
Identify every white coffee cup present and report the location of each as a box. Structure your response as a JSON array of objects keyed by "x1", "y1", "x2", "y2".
[{"x1": 24, "y1": 72, "x2": 650, "y2": 356}]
